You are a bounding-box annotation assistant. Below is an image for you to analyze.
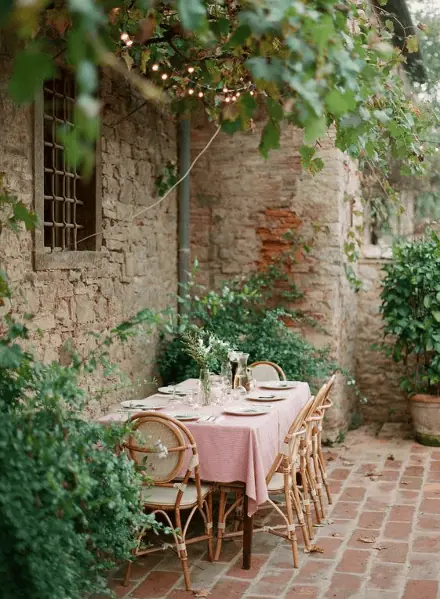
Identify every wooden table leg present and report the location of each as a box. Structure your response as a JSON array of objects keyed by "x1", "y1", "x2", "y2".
[{"x1": 242, "y1": 491, "x2": 253, "y2": 570}]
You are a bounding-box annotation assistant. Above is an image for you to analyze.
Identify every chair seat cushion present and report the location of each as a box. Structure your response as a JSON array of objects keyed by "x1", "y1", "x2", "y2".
[
  {"x1": 268, "y1": 472, "x2": 292, "y2": 492},
  {"x1": 141, "y1": 482, "x2": 211, "y2": 508}
]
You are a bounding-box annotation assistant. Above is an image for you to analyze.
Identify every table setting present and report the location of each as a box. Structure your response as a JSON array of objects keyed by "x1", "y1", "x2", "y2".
[{"x1": 97, "y1": 332, "x2": 311, "y2": 570}]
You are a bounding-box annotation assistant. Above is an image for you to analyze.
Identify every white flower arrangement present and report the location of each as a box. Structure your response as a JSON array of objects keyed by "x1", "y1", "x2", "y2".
[{"x1": 183, "y1": 330, "x2": 235, "y2": 370}]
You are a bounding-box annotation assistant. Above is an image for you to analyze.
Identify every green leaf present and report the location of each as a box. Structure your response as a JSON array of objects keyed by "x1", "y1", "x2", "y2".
[
  {"x1": 77, "y1": 61, "x2": 98, "y2": 94},
  {"x1": 266, "y1": 97, "x2": 283, "y2": 121},
  {"x1": 239, "y1": 94, "x2": 257, "y2": 119},
  {"x1": 12, "y1": 202, "x2": 38, "y2": 231},
  {"x1": 385, "y1": 19, "x2": 394, "y2": 32},
  {"x1": 177, "y1": 0, "x2": 207, "y2": 32},
  {"x1": 299, "y1": 145, "x2": 316, "y2": 162},
  {"x1": 407, "y1": 35, "x2": 419, "y2": 53},
  {"x1": 210, "y1": 17, "x2": 230, "y2": 38},
  {"x1": 8, "y1": 43, "x2": 55, "y2": 104},
  {"x1": 312, "y1": 14, "x2": 335, "y2": 52},
  {"x1": 325, "y1": 89, "x2": 356, "y2": 117},
  {"x1": 309, "y1": 158, "x2": 325, "y2": 175},
  {"x1": 433, "y1": 311, "x2": 440, "y2": 323},
  {"x1": 259, "y1": 120, "x2": 280, "y2": 158},
  {"x1": 0, "y1": 0, "x2": 13, "y2": 21},
  {"x1": 373, "y1": 110, "x2": 391, "y2": 124},
  {"x1": 228, "y1": 24, "x2": 252, "y2": 47},
  {"x1": 246, "y1": 57, "x2": 283, "y2": 83},
  {"x1": 304, "y1": 115, "x2": 327, "y2": 143}
]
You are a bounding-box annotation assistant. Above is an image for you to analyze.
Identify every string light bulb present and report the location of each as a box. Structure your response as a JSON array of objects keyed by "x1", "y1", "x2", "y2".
[
  {"x1": 188, "y1": 66, "x2": 195, "y2": 74},
  {"x1": 250, "y1": 90, "x2": 254, "y2": 96},
  {"x1": 120, "y1": 32, "x2": 129, "y2": 42},
  {"x1": 198, "y1": 91, "x2": 204, "y2": 98},
  {"x1": 236, "y1": 92, "x2": 241, "y2": 97},
  {"x1": 188, "y1": 88, "x2": 195, "y2": 95},
  {"x1": 225, "y1": 97, "x2": 231, "y2": 103},
  {"x1": 125, "y1": 39, "x2": 134, "y2": 47},
  {"x1": 232, "y1": 95, "x2": 237, "y2": 102},
  {"x1": 161, "y1": 73, "x2": 168, "y2": 80},
  {"x1": 223, "y1": 86, "x2": 228, "y2": 93},
  {"x1": 152, "y1": 64, "x2": 159, "y2": 71}
]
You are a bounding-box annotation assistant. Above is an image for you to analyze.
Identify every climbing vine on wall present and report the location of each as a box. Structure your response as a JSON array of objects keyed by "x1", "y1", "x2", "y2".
[{"x1": 0, "y1": 0, "x2": 434, "y2": 182}]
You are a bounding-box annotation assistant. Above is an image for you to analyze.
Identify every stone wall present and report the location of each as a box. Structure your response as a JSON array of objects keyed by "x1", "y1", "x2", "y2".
[
  {"x1": 190, "y1": 118, "x2": 361, "y2": 439},
  {"x1": 0, "y1": 45, "x2": 178, "y2": 415},
  {"x1": 356, "y1": 258, "x2": 409, "y2": 424}
]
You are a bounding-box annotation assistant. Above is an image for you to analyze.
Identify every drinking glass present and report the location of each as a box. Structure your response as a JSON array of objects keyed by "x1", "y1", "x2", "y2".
[
  {"x1": 222, "y1": 387, "x2": 234, "y2": 404},
  {"x1": 248, "y1": 377, "x2": 257, "y2": 392},
  {"x1": 186, "y1": 389, "x2": 201, "y2": 410},
  {"x1": 233, "y1": 385, "x2": 247, "y2": 402}
]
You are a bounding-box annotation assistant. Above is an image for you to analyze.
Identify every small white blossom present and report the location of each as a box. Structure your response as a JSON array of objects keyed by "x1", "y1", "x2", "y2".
[{"x1": 154, "y1": 439, "x2": 168, "y2": 459}]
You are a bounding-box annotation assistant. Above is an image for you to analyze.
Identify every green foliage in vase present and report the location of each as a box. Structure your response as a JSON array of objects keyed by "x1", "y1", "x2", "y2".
[
  {"x1": 157, "y1": 264, "x2": 336, "y2": 389},
  {"x1": 380, "y1": 231, "x2": 440, "y2": 396}
]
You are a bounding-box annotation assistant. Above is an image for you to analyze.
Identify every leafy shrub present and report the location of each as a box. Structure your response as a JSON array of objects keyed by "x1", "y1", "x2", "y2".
[
  {"x1": 0, "y1": 313, "x2": 161, "y2": 599},
  {"x1": 157, "y1": 267, "x2": 336, "y2": 390},
  {"x1": 381, "y1": 231, "x2": 440, "y2": 396}
]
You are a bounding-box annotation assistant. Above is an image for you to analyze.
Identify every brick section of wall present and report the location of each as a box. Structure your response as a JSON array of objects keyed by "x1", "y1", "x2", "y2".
[
  {"x1": 356, "y1": 259, "x2": 409, "y2": 423},
  {"x1": 0, "y1": 50, "x2": 178, "y2": 416},
  {"x1": 257, "y1": 208, "x2": 302, "y2": 268},
  {"x1": 190, "y1": 118, "x2": 361, "y2": 438}
]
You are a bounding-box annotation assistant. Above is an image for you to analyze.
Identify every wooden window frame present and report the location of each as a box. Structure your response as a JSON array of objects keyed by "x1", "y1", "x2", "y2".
[{"x1": 33, "y1": 76, "x2": 102, "y2": 271}]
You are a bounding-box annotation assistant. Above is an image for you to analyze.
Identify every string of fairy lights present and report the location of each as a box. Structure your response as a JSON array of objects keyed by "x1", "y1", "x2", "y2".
[{"x1": 119, "y1": 31, "x2": 257, "y2": 103}]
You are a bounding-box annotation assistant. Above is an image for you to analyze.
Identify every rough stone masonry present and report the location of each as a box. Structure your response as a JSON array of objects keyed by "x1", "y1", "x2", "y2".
[{"x1": 0, "y1": 41, "x2": 178, "y2": 416}]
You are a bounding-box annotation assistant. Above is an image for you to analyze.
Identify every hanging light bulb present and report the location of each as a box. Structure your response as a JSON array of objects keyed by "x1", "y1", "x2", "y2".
[
  {"x1": 188, "y1": 88, "x2": 195, "y2": 95},
  {"x1": 225, "y1": 97, "x2": 231, "y2": 103},
  {"x1": 120, "y1": 32, "x2": 129, "y2": 42},
  {"x1": 161, "y1": 73, "x2": 168, "y2": 80},
  {"x1": 125, "y1": 39, "x2": 134, "y2": 47},
  {"x1": 236, "y1": 92, "x2": 241, "y2": 97},
  {"x1": 188, "y1": 66, "x2": 195, "y2": 74},
  {"x1": 250, "y1": 90, "x2": 255, "y2": 96},
  {"x1": 232, "y1": 95, "x2": 237, "y2": 102},
  {"x1": 223, "y1": 86, "x2": 228, "y2": 93},
  {"x1": 198, "y1": 91, "x2": 204, "y2": 98},
  {"x1": 152, "y1": 64, "x2": 159, "y2": 71}
]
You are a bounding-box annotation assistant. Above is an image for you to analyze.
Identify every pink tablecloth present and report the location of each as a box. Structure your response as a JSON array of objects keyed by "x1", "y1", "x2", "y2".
[{"x1": 99, "y1": 379, "x2": 310, "y2": 515}]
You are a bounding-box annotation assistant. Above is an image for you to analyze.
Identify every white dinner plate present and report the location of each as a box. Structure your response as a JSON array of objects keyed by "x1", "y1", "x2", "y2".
[
  {"x1": 165, "y1": 412, "x2": 201, "y2": 421},
  {"x1": 247, "y1": 391, "x2": 285, "y2": 402},
  {"x1": 260, "y1": 381, "x2": 298, "y2": 391},
  {"x1": 121, "y1": 397, "x2": 169, "y2": 410},
  {"x1": 224, "y1": 406, "x2": 272, "y2": 416},
  {"x1": 158, "y1": 386, "x2": 188, "y2": 396}
]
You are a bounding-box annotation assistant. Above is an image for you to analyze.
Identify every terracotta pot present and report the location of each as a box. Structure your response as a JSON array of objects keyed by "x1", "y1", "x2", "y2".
[{"x1": 410, "y1": 394, "x2": 440, "y2": 446}]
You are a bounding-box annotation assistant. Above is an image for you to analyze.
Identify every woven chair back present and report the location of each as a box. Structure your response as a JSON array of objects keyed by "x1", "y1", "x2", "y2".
[{"x1": 250, "y1": 361, "x2": 286, "y2": 382}]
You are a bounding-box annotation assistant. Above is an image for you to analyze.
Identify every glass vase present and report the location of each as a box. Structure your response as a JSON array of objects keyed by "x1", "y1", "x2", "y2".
[
  {"x1": 199, "y1": 368, "x2": 211, "y2": 406},
  {"x1": 233, "y1": 353, "x2": 250, "y2": 391}
]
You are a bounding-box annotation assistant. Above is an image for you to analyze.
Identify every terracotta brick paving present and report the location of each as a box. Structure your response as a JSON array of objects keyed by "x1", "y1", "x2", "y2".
[{"x1": 106, "y1": 424, "x2": 440, "y2": 599}]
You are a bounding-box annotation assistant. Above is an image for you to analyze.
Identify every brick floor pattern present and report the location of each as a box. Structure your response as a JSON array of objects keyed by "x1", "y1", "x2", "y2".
[{"x1": 104, "y1": 425, "x2": 440, "y2": 599}]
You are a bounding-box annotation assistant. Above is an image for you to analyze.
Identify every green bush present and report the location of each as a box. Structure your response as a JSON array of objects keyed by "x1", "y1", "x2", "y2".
[
  {"x1": 381, "y1": 231, "x2": 440, "y2": 396},
  {"x1": 0, "y1": 313, "x2": 161, "y2": 599},
  {"x1": 157, "y1": 267, "x2": 336, "y2": 390}
]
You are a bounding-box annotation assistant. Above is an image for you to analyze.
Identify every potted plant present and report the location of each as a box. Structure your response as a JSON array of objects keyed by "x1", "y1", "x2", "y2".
[{"x1": 381, "y1": 232, "x2": 440, "y2": 445}]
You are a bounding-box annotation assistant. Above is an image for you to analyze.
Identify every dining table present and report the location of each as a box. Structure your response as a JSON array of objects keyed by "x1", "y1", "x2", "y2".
[{"x1": 99, "y1": 378, "x2": 311, "y2": 569}]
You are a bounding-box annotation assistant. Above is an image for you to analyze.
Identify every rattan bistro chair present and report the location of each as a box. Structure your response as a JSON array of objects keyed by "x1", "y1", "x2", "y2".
[
  {"x1": 301, "y1": 375, "x2": 336, "y2": 526},
  {"x1": 215, "y1": 397, "x2": 315, "y2": 567},
  {"x1": 123, "y1": 413, "x2": 213, "y2": 591},
  {"x1": 310, "y1": 374, "x2": 336, "y2": 513},
  {"x1": 250, "y1": 361, "x2": 286, "y2": 382}
]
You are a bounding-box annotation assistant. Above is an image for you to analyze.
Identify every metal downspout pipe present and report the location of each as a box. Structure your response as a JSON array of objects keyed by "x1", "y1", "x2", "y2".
[{"x1": 178, "y1": 116, "x2": 191, "y2": 313}]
